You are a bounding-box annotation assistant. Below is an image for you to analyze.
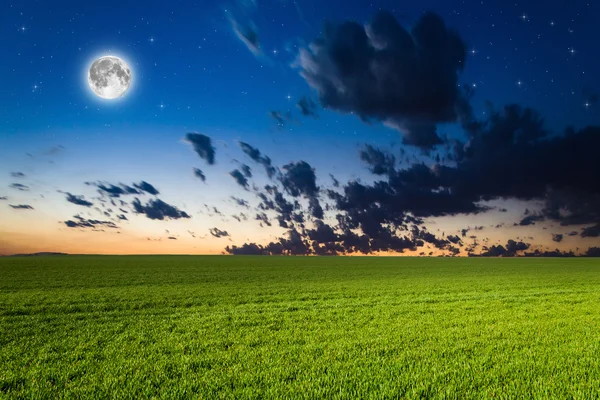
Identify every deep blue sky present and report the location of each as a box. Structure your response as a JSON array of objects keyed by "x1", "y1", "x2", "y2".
[{"x1": 1, "y1": 0, "x2": 599, "y2": 256}]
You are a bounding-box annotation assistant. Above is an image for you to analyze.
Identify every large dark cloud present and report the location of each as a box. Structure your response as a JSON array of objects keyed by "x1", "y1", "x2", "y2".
[
  {"x1": 132, "y1": 198, "x2": 191, "y2": 221},
  {"x1": 65, "y1": 193, "x2": 94, "y2": 207},
  {"x1": 64, "y1": 215, "x2": 119, "y2": 229},
  {"x1": 185, "y1": 133, "x2": 216, "y2": 165},
  {"x1": 239, "y1": 142, "x2": 276, "y2": 178},
  {"x1": 296, "y1": 10, "x2": 467, "y2": 149},
  {"x1": 552, "y1": 234, "x2": 564, "y2": 243},
  {"x1": 327, "y1": 104, "x2": 600, "y2": 249}
]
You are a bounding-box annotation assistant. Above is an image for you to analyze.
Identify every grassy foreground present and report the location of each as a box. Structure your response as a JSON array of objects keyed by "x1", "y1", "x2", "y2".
[{"x1": 1, "y1": 256, "x2": 599, "y2": 399}]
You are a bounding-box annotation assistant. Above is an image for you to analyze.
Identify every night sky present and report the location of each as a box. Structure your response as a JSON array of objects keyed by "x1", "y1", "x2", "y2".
[{"x1": 1, "y1": 0, "x2": 599, "y2": 256}]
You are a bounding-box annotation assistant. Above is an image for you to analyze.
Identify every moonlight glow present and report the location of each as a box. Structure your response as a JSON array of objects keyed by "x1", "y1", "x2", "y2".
[{"x1": 87, "y1": 56, "x2": 132, "y2": 99}]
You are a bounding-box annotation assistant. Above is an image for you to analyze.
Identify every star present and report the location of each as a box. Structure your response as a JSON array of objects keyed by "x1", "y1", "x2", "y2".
[
  {"x1": 286, "y1": 95, "x2": 291, "y2": 100},
  {"x1": 568, "y1": 47, "x2": 576, "y2": 56},
  {"x1": 521, "y1": 14, "x2": 528, "y2": 21},
  {"x1": 550, "y1": 20, "x2": 555, "y2": 27},
  {"x1": 19, "y1": 26, "x2": 26, "y2": 32},
  {"x1": 585, "y1": 102, "x2": 590, "y2": 109},
  {"x1": 517, "y1": 80, "x2": 523, "y2": 87},
  {"x1": 272, "y1": 49, "x2": 278, "y2": 55},
  {"x1": 470, "y1": 47, "x2": 477, "y2": 56},
  {"x1": 149, "y1": 37, "x2": 155, "y2": 43}
]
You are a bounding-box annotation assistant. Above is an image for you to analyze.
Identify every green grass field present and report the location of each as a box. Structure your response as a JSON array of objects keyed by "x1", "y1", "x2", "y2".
[{"x1": 1, "y1": 256, "x2": 599, "y2": 399}]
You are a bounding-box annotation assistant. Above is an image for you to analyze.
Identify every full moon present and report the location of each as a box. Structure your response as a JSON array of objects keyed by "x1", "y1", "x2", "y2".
[{"x1": 88, "y1": 56, "x2": 132, "y2": 99}]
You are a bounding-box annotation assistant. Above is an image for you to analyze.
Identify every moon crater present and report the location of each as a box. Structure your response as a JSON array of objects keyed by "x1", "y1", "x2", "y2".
[{"x1": 88, "y1": 56, "x2": 132, "y2": 99}]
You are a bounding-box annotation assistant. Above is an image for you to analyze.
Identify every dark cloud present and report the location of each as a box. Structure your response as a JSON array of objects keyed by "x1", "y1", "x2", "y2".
[
  {"x1": 133, "y1": 181, "x2": 160, "y2": 196},
  {"x1": 567, "y1": 231, "x2": 579, "y2": 237},
  {"x1": 447, "y1": 235, "x2": 462, "y2": 244},
  {"x1": 10, "y1": 172, "x2": 26, "y2": 178},
  {"x1": 10, "y1": 183, "x2": 29, "y2": 191},
  {"x1": 225, "y1": 243, "x2": 265, "y2": 255},
  {"x1": 209, "y1": 228, "x2": 230, "y2": 238},
  {"x1": 230, "y1": 169, "x2": 249, "y2": 189},
  {"x1": 523, "y1": 249, "x2": 575, "y2": 257},
  {"x1": 240, "y1": 164, "x2": 252, "y2": 178},
  {"x1": 232, "y1": 212, "x2": 248, "y2": 222},
  {"x1": 231, "y1": 196, "x2": 249, "y2": 208},
  {"x1": 584, "y1": 247, "x2": 600, "y2": 257},
  {"x1": 168, "y1": 236, "x2": 177, "y2": 240},
  {"x1": 359, "y1": 145, "x2": 396, "y2": 175},
  {"x1": 86, "y1": 182, "x2": 141, "y2": 198},
  {"x1": 257, "y1": 185, "x2": 297, "y2": 227},
  {"x1": 296, "y1": 10, "x2": 467, "y2": 149},
  {"x1": 193, "y1": 168, "x2": 206, "y2": 182},
  {"x1": 518, "y1": 214, "x2": 544, "y2": 226},
  {"x1": 280, "y1": 161, "x2": 318, "y2": 197},
  {"x1": 239, "y1": 142, "x2": 277, "y2": 178},
  {"x1": 330, "y1": 174, "x2": 340, "y2": 188},
  {"x1": 413, "y1": 227, "x2": 449, "y2": 250},
  {"x1": 255, "y1": 212, "x2": 272, "y2": 227},
  {"x1": 552, "y1": 234, "x2": 564, "y2": 243},
  {"x1": 506, "y1": 239, "x2": 530, "y2": 254},
  {"x1": 9, "y1": 204, "x2": 34, "y2": 210},
  {"x1": 477, "y1": 240, "x2": 530, "y2": 257},
  {"x1": 0, "y1": 196, "x2": 8, "y2": 200},
  {"x1": 65, "y1": 193, "x2": 93, "y2": 207},
  {"x1": 224, "y1": 96, "x2": 600, "y2": 257},
  {"x1": 297, "y1": 96, "x2": 318, "y2": 118},
  {"x1": 132, "y1": 198, "x2": 191, "y2": 221},
  {"x1": 581, "y1": 224, "x2": 600, "y2": 238},
  {"x1": 280, "y1": 161, "x2": 323, "y2": 218},
  {"x1": 64, "y1": 215, "x2": 119, "y2": 229},
  {"x1": 306, "y1": 220, "x2": 338, "y2": 243},
  {"x1": 185, "y1": 133, "x2": 216, "y2": 165}
]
